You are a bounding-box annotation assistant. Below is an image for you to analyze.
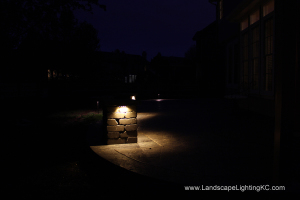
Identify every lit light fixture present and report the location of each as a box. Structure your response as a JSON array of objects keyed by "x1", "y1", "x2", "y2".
[
  {"x1": 131, "y1": 95, "x2": 136, "y2": 100},
  {"x1": 119, "y1": 106, "x2": 128, "y2": 113}
]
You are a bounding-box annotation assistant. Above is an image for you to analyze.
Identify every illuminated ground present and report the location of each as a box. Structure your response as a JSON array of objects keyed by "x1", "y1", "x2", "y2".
[{"x1": 90, "y1": 98, "x2": 279, "y2": 185}]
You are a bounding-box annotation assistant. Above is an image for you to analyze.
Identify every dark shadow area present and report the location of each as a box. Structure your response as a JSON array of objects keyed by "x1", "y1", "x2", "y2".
[
  {"x1": 1, "y1": 0, "x2": 299, "y2": 196},
  {"x1": 2, "y1": 97, "x2": 299, "y2": 196},
  {"x1": 137, "y1": 99, "x2": 275, "y2": 184},
  {"x1": 2, "y1": 98, "x2": 183, "y2": 198}
]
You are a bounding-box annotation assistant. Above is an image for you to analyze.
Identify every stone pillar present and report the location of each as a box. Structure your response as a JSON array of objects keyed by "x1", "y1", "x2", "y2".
[{"x1": 103, "y1": 101, "x2": 138, "y2": 145}]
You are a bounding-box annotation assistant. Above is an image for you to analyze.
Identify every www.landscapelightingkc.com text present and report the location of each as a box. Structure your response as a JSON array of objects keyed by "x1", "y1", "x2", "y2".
[{"x1": 184, "y1": 185, "x2": 285, "y2": 192}]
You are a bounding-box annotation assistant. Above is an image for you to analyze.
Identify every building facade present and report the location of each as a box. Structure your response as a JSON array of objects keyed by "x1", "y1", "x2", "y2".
[
  {"x1": 194, "y1": 0, "x2": 300, "y2": 153},
  {"x1": 195, "y1": 0, "x2": 299, "y2": 120},
  {"x1": 227, "y1": 0, "x2": 300, "y2": 136}
]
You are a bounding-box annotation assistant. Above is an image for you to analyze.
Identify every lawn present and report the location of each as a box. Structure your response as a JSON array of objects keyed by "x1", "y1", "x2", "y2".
[
  {"x1": 3, "y1": 101, "x2": 185, "y2": 197},
  {"x1": 4, "y1": 108, "x2": 107, "y2": 198}
]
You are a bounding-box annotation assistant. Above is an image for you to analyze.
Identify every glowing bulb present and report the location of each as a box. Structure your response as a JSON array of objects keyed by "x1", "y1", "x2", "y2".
[
  {"x1": 131, "y1": 96, "x2": 136, "y2": 100},
  {"x1": 119, "y1": 106, "x2": 128, "y2": 113}
]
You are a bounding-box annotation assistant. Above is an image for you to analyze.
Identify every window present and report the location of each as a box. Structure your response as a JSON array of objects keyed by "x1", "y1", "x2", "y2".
[
  {"x1": 238, "y1": 1, "x2": 274, "y2": 95},
  {"x1": 242, "y1": 33, "x2": 249, "y2": 90},
  {"x1": 53, "y1": 70, "x2": 57, "y2": 79},
  {"x1": 250, "y1": 10, "x2": 260, "y2": 25},
  {"x1": 228, "y1": 46, "x2": 233, "y2": 84},
  {"x1": 219, "y1": 0, "x2": 223, "y2": 19},
  {"x1": 241, "y1": 18, "x2": 249, "y2": 31},
  {"x1": 263, "y1": 0, "x2": 274, "y2": 17},
  {"x1": 251, "y1": 26, "x2": 260, "y2": 90},
  {"x1": 48, "y1": 69, "x2": 51, "y2": 80},
  {"x1": 128, "y1": 75, "x2": 137, "y2": 83},
  {"x1": 264, "y1": 18, "x2": 274, "y2": 91}
]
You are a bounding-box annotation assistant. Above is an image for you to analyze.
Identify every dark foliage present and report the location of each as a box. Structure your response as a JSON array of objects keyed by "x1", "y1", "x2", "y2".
[{"x1": 1, "y1": 0, "x2": 106, "y2": 51}]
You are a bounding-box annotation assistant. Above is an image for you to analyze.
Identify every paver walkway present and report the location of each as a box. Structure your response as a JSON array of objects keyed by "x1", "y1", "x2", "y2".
[{"x1": 90, "y1": 98, "x2": 277, "y2": 185}]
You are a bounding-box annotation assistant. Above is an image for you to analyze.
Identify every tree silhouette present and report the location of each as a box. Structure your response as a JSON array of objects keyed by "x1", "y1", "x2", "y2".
[
  {"x1": 0, "y1": 0, "x2": 106, "y2": 83},
  {"x1": 0, "y1": 0, "x2": 106, "y2": 51}
]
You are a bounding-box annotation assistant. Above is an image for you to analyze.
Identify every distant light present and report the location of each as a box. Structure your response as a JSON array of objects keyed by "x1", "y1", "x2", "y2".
[
  {"x1": 119, "y1": 106, "x2": 128, "y2": 113},
  {"x1": 157, "y1": 94, "x2": 162, "y2": 101},
  {"x1": 131, "y1": 95, "x2": 136, "y2": 100}
]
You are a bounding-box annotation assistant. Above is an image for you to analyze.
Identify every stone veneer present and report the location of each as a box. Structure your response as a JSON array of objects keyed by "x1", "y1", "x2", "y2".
[{"x1": 104, "y1": 104, "x2": 138, "y2": 145}]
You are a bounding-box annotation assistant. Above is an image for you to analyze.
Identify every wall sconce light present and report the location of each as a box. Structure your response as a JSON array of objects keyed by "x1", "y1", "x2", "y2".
[{"x1": 131, "y1": 95, "x2": 136, "y2": 100}]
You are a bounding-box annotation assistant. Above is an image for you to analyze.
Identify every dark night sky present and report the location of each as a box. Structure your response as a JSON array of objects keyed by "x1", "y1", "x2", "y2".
[{"x1": 75, "y1": 0, "x2": 216, "y2": 60}]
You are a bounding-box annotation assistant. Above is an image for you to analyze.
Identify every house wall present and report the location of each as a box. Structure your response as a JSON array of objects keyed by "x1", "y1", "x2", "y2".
[
  {"x1": 295, "y1": 34, "x2": 300, "y2": 134},
  {"x1": 221, "y1": 0, "x2": 276, "y2": 117},
  {"x1": 223, "y1": 0, "x2": 299, "y2": 125},
  {"x1": 193, "y1": 22, "x2": 222, "y2": 96},
  {"x1": 274, "y1": 0, "x2": 300, "y2": 136}
]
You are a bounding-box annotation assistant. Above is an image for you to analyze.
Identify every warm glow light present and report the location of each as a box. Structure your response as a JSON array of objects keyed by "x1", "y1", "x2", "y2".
[
  {"x1": 250, "y1": 10, "x2": 260, "y2": 25},
  {"x1": 48, "y1": 69, "x2": 51, "y2": 80},
  {"x1": 119, "y1": 106, "x2": 128, "y2": 113},
  {"x1": 241, "y1": 18, "x2": 248, "y2": 31},
  {"x1": 263, "y1": 0, "x2": 274, "y2": 17},
  {"x1": 131, "y1": 96, "x2": 136, "y2": 100}
]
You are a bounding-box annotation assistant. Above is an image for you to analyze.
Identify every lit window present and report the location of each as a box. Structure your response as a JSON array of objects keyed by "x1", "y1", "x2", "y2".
[
  {"x1": 250, "y1": 10, "x2": 260, "y2": 25},
  {"x1": 128, "y1": 74, "x2": 137, "y2": 83},
  {"x1": 129, "y1": 75, "x2": 133, "y2": 83},
  {"x1": 242, "y1": 33, "x2": 249, "y2": 89},
  {"x1": 263, "y1": 0, "x2": 274, "y2": 17},
  {"x1": 251, "y1": 26, "x2": 260, "y2": 90},
  {"x1": 219, "y1": 0, "x2": 223, "y2": 19},
  {"x1": 264, "y1": 18, "x2": 274, "y2": 91},
  {"x1": 241, "y1": 18, "x2": 249, "y2": 31},
  {"x1": 53, "y1": 70, "x2": 57, "y2": 78},
  {"x1": 48, "y1": 69, "x2": 51, "y2": 80}
]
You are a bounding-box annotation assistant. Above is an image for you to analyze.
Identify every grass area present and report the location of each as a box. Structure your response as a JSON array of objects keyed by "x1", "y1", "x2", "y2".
[
  {"x1": 80, "y1": 112, "x2": 102, "y2": 124},
  {"x1": 5, "y1": 108, "x2": 105, "y2": 197},
  {"x1": 6, "y1": 107, "x2": 178, "y2": 197},
  {"x1": 45, "y1": 110, "x2": 103, "y2": 126}
]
